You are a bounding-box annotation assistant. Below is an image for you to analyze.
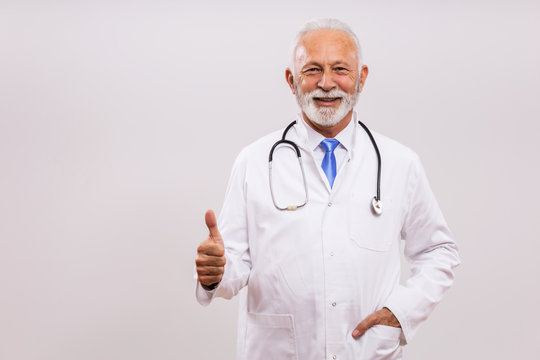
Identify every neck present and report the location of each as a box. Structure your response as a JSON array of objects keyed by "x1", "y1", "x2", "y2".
[{"x1": 302, "y1": 110, "x2": 353, "y2": 138}]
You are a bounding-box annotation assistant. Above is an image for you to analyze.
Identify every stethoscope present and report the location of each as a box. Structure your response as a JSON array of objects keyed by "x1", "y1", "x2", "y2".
[{"x1": 268, "y1": 120, "x2": 383, "y2": 215}]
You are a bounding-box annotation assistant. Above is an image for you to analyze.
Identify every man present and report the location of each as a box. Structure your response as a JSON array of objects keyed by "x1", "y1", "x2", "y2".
[{"x1": 195, "y1": 18, "x2": 460, "y2": 360}]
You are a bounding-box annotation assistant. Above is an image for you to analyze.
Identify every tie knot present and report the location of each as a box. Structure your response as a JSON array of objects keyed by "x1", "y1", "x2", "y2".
[{"x1": 321, "y1": 138, "x2": 340, "y2": 153}]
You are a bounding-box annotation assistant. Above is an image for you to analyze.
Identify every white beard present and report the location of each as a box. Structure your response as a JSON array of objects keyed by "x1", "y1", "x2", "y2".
[{"x1": 294, "y1": 81, "x2": 359, "y2": 127}]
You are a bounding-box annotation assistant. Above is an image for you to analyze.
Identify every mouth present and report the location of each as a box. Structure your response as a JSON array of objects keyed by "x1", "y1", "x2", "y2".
[{"x1": 313, "y1": 97, "x2": 341, "y2": 106}]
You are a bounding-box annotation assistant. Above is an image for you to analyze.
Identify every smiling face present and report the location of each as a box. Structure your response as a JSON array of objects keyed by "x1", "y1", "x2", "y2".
[{"x1": 286, "y1": 29, "x2": 368, "y2": 135}]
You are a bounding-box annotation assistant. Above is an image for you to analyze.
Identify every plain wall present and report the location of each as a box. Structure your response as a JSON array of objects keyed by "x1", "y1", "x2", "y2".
[{"x1": 1, "y1": 0, "x2": 539, "y2": 359}]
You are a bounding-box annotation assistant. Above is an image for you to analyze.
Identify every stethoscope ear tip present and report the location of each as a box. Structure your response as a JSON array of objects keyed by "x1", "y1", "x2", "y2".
[{"x1": 372, "y1": 197, "x2": 383, "y2": 216}]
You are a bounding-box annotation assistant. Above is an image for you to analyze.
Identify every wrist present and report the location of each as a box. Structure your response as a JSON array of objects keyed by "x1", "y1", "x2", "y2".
[{"x1": 201, "y1": 282, "x2": 220, "y2": 291}]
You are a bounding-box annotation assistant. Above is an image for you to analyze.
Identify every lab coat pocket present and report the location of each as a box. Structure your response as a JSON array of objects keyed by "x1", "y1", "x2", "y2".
[
  {"x1": 366, "y1": 325, "x2": 402, "y2": 359},
  {"x1": 349, "y1": 195, "x2": 397, "y2": 251},
  {"x1": 245, "y1": 312, "x2": 298, "y2": 360},
  {"x1": 370, "y1": 324, "x2": 402, "y2": 340}
]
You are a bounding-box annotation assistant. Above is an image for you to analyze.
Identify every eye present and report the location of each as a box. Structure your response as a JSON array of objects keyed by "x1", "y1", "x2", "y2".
[
  {"x1": 334, "y1": 67, "x2": 349, "y2": 74},
  {"x1": 303, "y1": 67, "x2": 321, "y2": 75}
]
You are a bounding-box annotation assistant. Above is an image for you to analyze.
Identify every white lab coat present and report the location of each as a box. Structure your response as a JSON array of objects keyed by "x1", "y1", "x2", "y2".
[{"x1": 196, "y1": 113, "x2": 460, "y2": 360}]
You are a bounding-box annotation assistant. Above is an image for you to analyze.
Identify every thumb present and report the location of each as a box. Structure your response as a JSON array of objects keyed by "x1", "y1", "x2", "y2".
[{"x1": 205, "y1": 209, "x2": 222, "y2": 241}]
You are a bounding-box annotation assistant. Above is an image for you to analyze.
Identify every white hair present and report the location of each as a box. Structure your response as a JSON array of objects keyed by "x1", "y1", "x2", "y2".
[{"x1": 289, "y1": 18, "x2": 364, "y2": 73}]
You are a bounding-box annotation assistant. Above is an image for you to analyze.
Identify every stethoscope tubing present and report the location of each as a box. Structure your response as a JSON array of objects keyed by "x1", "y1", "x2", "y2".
[{"x1": 356, "y1": 120, "x2": 381, "y2": 202}]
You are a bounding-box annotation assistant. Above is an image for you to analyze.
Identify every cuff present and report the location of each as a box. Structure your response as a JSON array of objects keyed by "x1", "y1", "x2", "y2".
[
  {"x1": 383, "y1": 285, "x2": 413, "y2": 345},
  {"x1": 195, "y1": 280, "x2": 218, "y2": 306}
]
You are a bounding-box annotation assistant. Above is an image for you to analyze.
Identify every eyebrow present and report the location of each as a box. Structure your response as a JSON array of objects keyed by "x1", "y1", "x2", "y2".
[
  {"x1": 302, "y1": 61, "x2": 323, "y2": 69},
  {"x1": 302, "y1": 60, "x2": 352, "y2": 69},
  {"x1": 329, "y1": 60, "x2": 352, "y2": 67}
]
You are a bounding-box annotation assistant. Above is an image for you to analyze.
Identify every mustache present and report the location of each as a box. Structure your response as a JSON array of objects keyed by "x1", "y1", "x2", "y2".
[{"x1": 303, "y1": 88, "x2": 350, "y2": 99}]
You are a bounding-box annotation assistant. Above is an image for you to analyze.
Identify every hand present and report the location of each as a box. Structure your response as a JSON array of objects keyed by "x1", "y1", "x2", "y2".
[
  {"x1": 196, "y1": 210, "x2": 226, "y2": 287},
  {"x1": 352, "y1": 307, "x2": 401, "y2": 339}
]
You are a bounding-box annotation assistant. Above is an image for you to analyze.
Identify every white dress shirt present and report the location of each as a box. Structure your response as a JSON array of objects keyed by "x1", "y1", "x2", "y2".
[{"x1": 304, "y1": 115, "x2": 355, "y2": 180}]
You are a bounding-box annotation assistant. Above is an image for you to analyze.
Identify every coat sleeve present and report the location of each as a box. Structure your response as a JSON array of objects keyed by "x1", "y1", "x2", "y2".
[
  {"x1": 383, "y1": 154, "x2": 460, "y2": 344},
  {"x1": 195, "y1": 148, "x2": 251, "y2": 306}
]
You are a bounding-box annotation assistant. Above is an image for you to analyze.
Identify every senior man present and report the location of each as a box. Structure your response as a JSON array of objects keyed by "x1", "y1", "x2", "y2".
[{"x1": 195, "y1": 18, "x2": 460, "y2": 360}]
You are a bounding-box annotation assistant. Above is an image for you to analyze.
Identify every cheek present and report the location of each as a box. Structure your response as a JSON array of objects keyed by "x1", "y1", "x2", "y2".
[
  {"x1": 337, "y1": 79, "x2": 358, "y2": 93},
  {"x1": 299, "y1": 77, "x2": 319, "y2": 92}
]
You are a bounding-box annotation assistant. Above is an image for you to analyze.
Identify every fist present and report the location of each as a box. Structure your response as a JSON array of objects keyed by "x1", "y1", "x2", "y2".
[{"x1": 196, "y1": 210, "x2": 226, "y2": 287}]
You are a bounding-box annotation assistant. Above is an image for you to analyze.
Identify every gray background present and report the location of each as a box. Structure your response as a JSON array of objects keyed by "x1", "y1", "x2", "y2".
[{"x1": 1, "y1": 0, "x2": 539, "y2": 359}]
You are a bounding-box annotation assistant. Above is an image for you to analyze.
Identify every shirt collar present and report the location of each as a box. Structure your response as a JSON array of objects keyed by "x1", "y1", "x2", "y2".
[{"x1": 298, "y1": 112, "x2": 357, "y2": 154}]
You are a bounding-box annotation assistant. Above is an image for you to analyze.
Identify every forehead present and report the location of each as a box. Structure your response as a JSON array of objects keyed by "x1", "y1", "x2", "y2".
[{"x1": 295, "y1": 29, "x2": 358, "y2": 66}]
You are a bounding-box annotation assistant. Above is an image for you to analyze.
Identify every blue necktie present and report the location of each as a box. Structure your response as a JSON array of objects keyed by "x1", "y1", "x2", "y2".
[{"x1": 320, "y1": 139, "x2": 340, "y2": 188}]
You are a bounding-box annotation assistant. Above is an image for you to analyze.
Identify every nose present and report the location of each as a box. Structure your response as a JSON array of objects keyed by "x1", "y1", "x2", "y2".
[{"x1": 317, "y1": 70, "x2": 336, "y2": 91}]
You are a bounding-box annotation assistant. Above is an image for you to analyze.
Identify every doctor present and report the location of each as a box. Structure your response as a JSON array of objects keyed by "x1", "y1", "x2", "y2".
[{"x1": 195, "y1": 18, "x2": 460, "y2": 360}]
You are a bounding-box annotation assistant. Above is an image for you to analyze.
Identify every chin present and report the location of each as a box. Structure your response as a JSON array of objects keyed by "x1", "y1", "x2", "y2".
[{"x1": 306, "y1": 107, "x2": 351, "y2": 128}]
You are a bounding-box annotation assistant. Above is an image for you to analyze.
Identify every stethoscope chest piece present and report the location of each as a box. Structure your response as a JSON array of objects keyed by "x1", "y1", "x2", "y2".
[{"x1": 371, "y1": 197, "x2": 383, "y2": 215}]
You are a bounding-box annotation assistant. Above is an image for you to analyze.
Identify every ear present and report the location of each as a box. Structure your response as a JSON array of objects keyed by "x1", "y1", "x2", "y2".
[
  {"x1": 357, "y1": 65, "x2": 369, "y2": 93},
  {"x1": 285, "y1": 68, "x2": 296, "y2": 94}
]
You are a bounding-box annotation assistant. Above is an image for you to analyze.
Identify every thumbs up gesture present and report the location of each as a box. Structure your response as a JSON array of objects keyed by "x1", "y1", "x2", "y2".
[{"x1": 196, "y1": 210, "x2": 226, "y2": 287}]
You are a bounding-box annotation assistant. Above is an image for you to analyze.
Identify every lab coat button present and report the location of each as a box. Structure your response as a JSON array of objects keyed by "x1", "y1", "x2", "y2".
[
  {"x1": 332, "y1": 355, "x2": 337, "y2": 360},
  {"x1": 328, "y1": 202, "x2": 332, "y2": 207},
  {"x1": 330, "y1": 252, "x2": 334, "y2": 256},
  {"x1": 331, "y1": 302, "x2": 336, "y2": 307}
]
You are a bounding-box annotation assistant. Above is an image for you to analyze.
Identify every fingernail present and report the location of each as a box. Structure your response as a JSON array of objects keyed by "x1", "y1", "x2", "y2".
[{"x1": 352, "y1": 330, "x2": 359, "y2": 337}]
